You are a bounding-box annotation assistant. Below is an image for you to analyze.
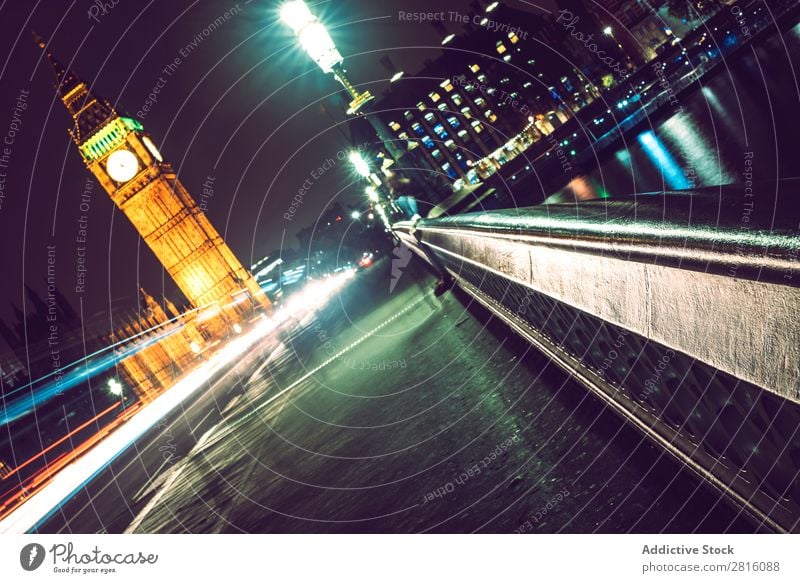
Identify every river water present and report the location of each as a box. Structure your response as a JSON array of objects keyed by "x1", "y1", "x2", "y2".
[{"x1": 541, "y1": 22, "x2": 800, "y2": 203}]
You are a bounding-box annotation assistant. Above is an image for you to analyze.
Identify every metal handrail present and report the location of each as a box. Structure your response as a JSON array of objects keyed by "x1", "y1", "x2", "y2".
[{"x1": 396, "y1": 182, "x2": 800, "y2": 286}]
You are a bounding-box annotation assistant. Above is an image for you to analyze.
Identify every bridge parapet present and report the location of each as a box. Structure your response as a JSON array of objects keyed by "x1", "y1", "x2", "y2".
[{"x1": 395, "y1": 181, "x2": 800, "y2": 532}]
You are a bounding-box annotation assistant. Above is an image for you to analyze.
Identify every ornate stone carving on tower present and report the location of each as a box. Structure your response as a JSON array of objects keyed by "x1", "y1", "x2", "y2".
[{"x1": 35, "y1": 34, "x2": 270, "y2": 328}]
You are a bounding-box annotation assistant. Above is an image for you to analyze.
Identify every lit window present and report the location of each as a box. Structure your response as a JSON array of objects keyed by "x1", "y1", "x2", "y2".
[
  {"x1": 404, "y1": 110, "x2": 414, "y2": 121},
  {"x1": 447, "y1": 116, "x2": 461, "y2": 129},
  {"x1": 421, "y1": 135, "x2": 435, "y2": 149},
  {"x1": 470, "y1": 63, "x2": 480, "y2": 73},
  {"x1": 433, "y1": 123, "x2": 449, "y2": 138},
  {"x1": 451, "y1": 93, "x2": 463, "y2": 106},
  {"x1": 389, "y1": 121, "x2": 401, "y2": 132},
  {"x1": 509, "y1": 31, "x2": 519, "y2": 44},
  {"x1": 416, "y1": 102, "x2": 426, "y2": 111},
  {"x1": 437, "y1": 103, "x2": 448, "y2": 111},
  {"x1": 471, "y1": 120, "x2": 483, "y2": 133},
  {"x1": 411, "y1": 122, "x2": 424, "y2": 136},
  {"x1": 474, "y1": 97, "x2": 487, "y2": 108},
  {"x1": 431, "y1": 149, "x2": 443, "y2": 160},
  {"x1": 496, "y1": 41, "x2": 507, "y2": 54},
  {"x1": 477, "y1": 74, "x2": 487, "y2": 83},
  {"x1": 442, "y1": 162, "x2": 458, "y2": 179},
  {"x1": 444, "y1": 139, "x2": 457, "y2": 151},
  {"x1": 439, "y1": 79, "x2": 454, "y2": 92},
  {"x1": 460, "y1": 106, "x2": 472, "y2": 119},
  {"x1": 398, "y1": 132, "x2": 409, "y2": 140},
  {"x1": 485, "y1": 110, "x2": 498, "y2": 123},
  {"x1": 429, "y1": 91, "x2": 441, "y2": 103},
  {"x1": 457, "y1": 129, "x2": 470, "y2": 141},
  {"x1": 424, "y1": 112, "x2": 436, "y2": 122}
]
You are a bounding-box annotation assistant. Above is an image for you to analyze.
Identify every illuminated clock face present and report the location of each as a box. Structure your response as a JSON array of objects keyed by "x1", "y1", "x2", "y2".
[
  {"x1": 106, "y1": 149, "x2": 139, "y2": 182},
  {"x1": 142, "y1": 135, "x2": 163, "y2": 163}
]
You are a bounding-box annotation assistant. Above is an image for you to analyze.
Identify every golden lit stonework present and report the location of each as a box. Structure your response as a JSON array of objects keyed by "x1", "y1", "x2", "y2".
[{"x1": 37, "y1": 35, "x2": 270, "y2": 400}]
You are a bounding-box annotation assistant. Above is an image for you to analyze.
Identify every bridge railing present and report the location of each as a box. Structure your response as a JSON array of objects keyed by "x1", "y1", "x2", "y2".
[{"x1": 394, "y1": 181, "x2": 800, "y2": 532}]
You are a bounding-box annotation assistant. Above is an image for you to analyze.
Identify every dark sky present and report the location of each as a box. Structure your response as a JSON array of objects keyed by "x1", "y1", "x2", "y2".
[{"x1": 0, "y1": 0, "x2": 557, "y2": 336}]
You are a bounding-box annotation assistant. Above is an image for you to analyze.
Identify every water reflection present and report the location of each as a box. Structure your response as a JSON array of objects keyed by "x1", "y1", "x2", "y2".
[
  {"x1": 637, "y1": 130, "x2": 693, "y2": 190},
  {"x1": 541, "y1": 22, "x2": 800, "y2": 204}
]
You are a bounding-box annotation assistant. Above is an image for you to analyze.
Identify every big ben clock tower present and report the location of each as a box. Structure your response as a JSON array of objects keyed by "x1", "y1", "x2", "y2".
[{"x1": 35, "y1": 35, "x2": 270, "y2": 323}]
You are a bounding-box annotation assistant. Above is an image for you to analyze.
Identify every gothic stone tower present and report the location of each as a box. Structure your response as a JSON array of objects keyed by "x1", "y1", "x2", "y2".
[{"x1": 36, "y1": 36, "x2": 270, "y2": 323}]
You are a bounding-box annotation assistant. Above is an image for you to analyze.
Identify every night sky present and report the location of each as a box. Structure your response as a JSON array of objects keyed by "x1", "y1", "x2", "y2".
[{"x1": 0, "y1": 0, "x2": 557, "y2": 344}]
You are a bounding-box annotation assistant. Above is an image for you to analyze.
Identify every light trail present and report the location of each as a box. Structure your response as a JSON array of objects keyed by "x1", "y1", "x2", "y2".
[{"x1": 0, "y1": 317, "x2": 278, "y2": 534}]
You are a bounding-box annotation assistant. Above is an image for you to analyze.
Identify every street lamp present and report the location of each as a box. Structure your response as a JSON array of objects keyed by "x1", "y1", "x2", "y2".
[
  {"x1": 351, "y1": 210, "x2": 361, "y2": 220},
  {"x1": 107, "y1": 378, "x2": 123, "y2": 397},
  {"x1": 603, "y1": 26, "x2": 613, "y2": 36},
  {"x1": 348, "y1": 151, "x2": 371, "y2": 178},
  {"x1": 366, "y1": 185, "x2": 379, "y2": 203},
  {"x1": 280, "y1": 0, "x2": 374, "y2": 114}
]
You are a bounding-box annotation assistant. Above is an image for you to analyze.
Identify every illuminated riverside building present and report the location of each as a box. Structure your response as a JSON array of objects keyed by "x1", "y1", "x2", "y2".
[
  {"x1": 36, "y1": 35, "x2": 270, "y2": 329},
  {"x1": 373, "y1": 2, "x2": 599, "y2": 198}
]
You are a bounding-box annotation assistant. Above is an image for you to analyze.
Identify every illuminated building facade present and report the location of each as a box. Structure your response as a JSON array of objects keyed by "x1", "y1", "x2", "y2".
[
  {"x1": 36, "y1": 36, "x2": 270, "y2": 328},
  {"x1": 372, "y1": 2, "x2": 598, "y2": 199}
]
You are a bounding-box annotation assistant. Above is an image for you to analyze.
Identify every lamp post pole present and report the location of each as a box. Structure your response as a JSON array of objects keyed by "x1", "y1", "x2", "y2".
[{"x1": 280, "y1": 1, "x2": 405, "y2": 164}]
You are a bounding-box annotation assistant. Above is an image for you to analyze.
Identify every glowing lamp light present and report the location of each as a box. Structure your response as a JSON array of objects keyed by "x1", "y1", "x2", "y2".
[
  {"x1": 366, "y1": 186, "x2": 379, "y2": 202},
  {"x1": 351, "y1": 211, "x2": 361, "y2": 220},
  {"x1": 441, "y1": 33, "x2": 455, "y2": 45},
  {"x1": 390, "y1": 71, "x2": 404, "y2": 83},
  {"x1": 603, "y1": 26, "x2": 613, "y2": 36},
  {"x1": 297, "y1": 22, "x2": 342, "y2": 73},
  {"x1": 281, "y1": 1, "x2": 342, "y2": 73},
  {"x1": 349, "y1": 151, "x2": 371, "y2": 177},
  {"x1": 280, "y1": 1, "x2": 315, "y2": 33},
  {"x1": 486, "y1": 2, "x2": 499, "y2": 12},
  {"x1": 107, "y1": 378, "x2": 123, "y2": 397},
  {"x1": 233, "y1": 323, "x2": 243, "y2": 334},
  {"x1": 190, "y1": 341, "x2": 201, "y2": 354}
]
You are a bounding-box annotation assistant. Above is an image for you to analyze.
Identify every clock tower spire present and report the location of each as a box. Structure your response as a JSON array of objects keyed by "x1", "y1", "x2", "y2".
[{"x1": 35, "y1": 35, "x2": 271, "y2": 327}]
